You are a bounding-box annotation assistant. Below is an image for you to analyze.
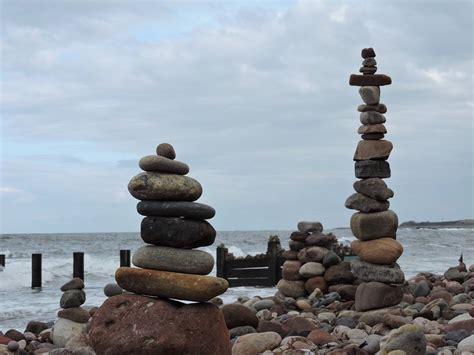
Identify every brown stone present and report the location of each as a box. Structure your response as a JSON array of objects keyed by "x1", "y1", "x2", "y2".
[
  {"x1": 305, "y1": 233, "x2": 336, "y2": 248},
  {"x1": 362, "y1": 133, "x2": 385, "y2": 140},
  {"x1": 351, "y1": 238, "x2": 403, "y2": 265},
  {"x1": 349, "y1": 74, "x2": 392, "y2": 86},
  {"x1": 355, "y1": 282, "x2": 403, "y2": 312},
  {"x1": 115, "y1": 267, "x2": 228, "y2": 302},
  {"x1": 357, "y1": 103, "x2": 387, "y2": 114},
  {"x1": 361, "y1": 48, "x2": 376, "y2": 58},
  {"x1": 345, "y1": 193, "x2": 389, "y2": 213},
  {"x1": 276, "y1": 280, "x2": 306, "y2": 298},
  {"x1": 353, "y1": 140, "x2": 393, "y2": 161},
  {"x1": 324, "y1": 262, "x2": 355, "y2": 285},
  {"x1": 353, "y1": 178, "x2": 394, "y2": 201},
  {"x1": 221, "y1": 304, "x2": 258, "y2": 329},
  {"x1": 358, "y1": 124, "x2": 387, "y2": 135},
  {"x1": 58, "y1": 307, "x2": 90, "y2": 323},
  {"x1": 305, "y1": 276, "x2": 328, "y2": 293},
  {"x1": 298, "y1": 246, "x2": 329, "y2": 263},
  {"x1": 282, "y1": 260, "x2": 303, "y2": 281},
  {"x1": 290, "y1": 231, "x2": 308, "y2": 242},
  {"x1": 89, "y1": 294, "x2": 230, "y2": 355},
  {"x1": 360, "y1": 111, "x2": 386, "y2": 125},
  {"x1": 139, "y1": 155, "x2": 189, "y2": 175},
  {"x1": 307, "y1": 330, "x2": 337, "y2": 345},
  {"x1": 282, "y1": 250, "x2": 299, "y2": 260},
  {"x1": 156, "y1": 143, "x2": 176, "y2": 160},
  {"x1": 350, "y1": 210, "x2": 398, "y2": 240},
  {"x1": 444, "y1": 319, "x2": 474, "y2": 333}
]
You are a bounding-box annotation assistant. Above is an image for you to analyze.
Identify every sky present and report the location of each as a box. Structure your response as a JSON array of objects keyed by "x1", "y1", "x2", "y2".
[{"x1": 0, "y1": 0, "x2": 472, "y2": 233}]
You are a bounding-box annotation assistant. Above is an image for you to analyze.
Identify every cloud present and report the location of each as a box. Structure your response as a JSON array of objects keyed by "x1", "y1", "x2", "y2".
[{"x1": 1, "y1": 0, "x2": 472, "y2": 233}]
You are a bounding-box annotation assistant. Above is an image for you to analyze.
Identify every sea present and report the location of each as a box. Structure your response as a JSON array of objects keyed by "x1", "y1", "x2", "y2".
[{"x1": 0, "y1": 228, "x2": 473, "y2": 331}]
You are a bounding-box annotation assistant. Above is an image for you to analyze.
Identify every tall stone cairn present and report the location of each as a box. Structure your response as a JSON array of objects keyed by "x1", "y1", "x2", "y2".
[{"x1": 347, "y1": 48, "x2": 405, "y2": 312}]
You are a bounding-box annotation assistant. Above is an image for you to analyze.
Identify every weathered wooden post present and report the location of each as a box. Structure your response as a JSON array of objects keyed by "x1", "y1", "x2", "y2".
[
  {"x1": 73, "y1": 252, "x2": 84, "y2": 280},
  {"x1": 31, "y1": 254, "x2": 42, "y2": 289},
  {"x1": 120, "y1": 249, "x2": 131, "y2": 267},
  {"x1": 0, "y1": 254, "x2": 5, "y2": 267},
  {"x1": 267, "y1": 235, "x2": 281, "y2": 286},
  {"x1": 216, "y1": 244, "x2": 227, "y2": 279}
]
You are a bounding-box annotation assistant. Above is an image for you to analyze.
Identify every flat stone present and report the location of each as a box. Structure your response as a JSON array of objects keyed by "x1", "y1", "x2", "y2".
[
  {"x1": 128, "y1": 172, "x2": 202, "y2": 201},
  {"x1": 307, "y1": 330, "x2": 337, "y2": 345},
  {"x1": 139, "y1": 201, "x2": 216, "y2": 219},
  {"x1": 354, "y1": 140, "x2": 393, "y2": 161},
  {"x1": 379, "y1": 324, "x2": 426, "y2": 355},
  {"x1": 141, "y1": 216, "x2": 216, "y2": 248},
  {"x1": 351, "y1": 238, "x2": 403, "y2": 265},
  {"x1": 132, "y1": 245, "x2": 214, "y2": 275},
  {"x1": 299, "y1": 262, "x2": 325, "y2": 278},
  {"x1": 358, "y1": 124, "x2": 386, "y2": 135},
  {"x1": 351, "y1": 210, "x2": 398, "y2": 240},
  {"x1": 362, "y1": 133, "x2": 385, "y2": 140},
  {"x1": 60, "y1": 290, "x2": 86, "y2": 309},
  {"x1": 359, "y1": 86, "x2": 380, "y2": 105},
  {"x1": 57, "y1": 307, "x2": 90, "y2": 323},
  {"x1": 297, "y1": 221, "x2": 323, "y2": 233},
  {"x1": 351, "y1": 260, "x2": 405, "y2": 284},
  {"x1": 115, "y1": 267, "x2": 228, "y2": 302},
  {"x1": 305, "y1": 233, "x2": 336, "y2": 248},
  {"x1": 360, "y1": 111, "x2": 386, "y2": 125},
  {"x1": 355, "y1": 160, "x2": 391, "y2": 178},
  {"x1": 353, "y1": 178, "x2": 394, "y2": 201},
  {"x1": 350, "y1": 74, "x2": 392, "y2": 86},
  {"x1": 89, "y1": 294, "x2": 230, "y2": 355},
  {"x1": 221, "y1": 304, "x2": 258, "y2": 329},
  {"x1": 361, "y1": 48, "x2": 376, "y2": 58},
  {"x1": 362, "y1": 58, "x2": 377, "y2": 66},
  {"x1": 276, "y1": 280, "x2": 306, "y2": 298},
  {"x1": 358, "y1": 103, "x2": 387, "y2": 113},
  {"x1": 298, "y1": 246, "x2": 329, "y2": 263},
  {"x1": 60, "y1": 278, "x2": 84, "y2": 292},
  {"x1": 345, "y1": 193, "x2": 389, "y2": 212},
  {"x1": 282, "y1": 260, "x2": 303, "y2": 281},
  {"x1": 156, "y1": 143, "x2": 176, "y2": 160},
  {"x1": 355, "y1": 282, "x2": 404, "y2": 311},
  {"x1": 139, "y1": 155, "x2": 189, "y2": 175},
  {"x1": 360, "y1": 66, "x2": 377, "y2": 74}
]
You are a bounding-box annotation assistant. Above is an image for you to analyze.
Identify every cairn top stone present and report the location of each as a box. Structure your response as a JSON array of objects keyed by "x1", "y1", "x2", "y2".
[
  {"x1": 361, "y1": 48, "x2": 376, "y2": 58},
  {"x1": 156, "y1": 143, "x2": 176, "y2": 160},
  {"x1": 297, "y1": 221, "x2": 323, "y2": 233}
]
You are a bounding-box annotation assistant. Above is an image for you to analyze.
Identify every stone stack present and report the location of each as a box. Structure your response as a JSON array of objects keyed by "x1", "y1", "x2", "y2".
[
  {"x1": 276, "y1": 222, "x2": 357, "y2": 308},
  {"x1": 347, "y1": 48, "x2": 405, "y2": 312},
  {"x1": 114, "y1": 143, "x2": 228, "y2": 302}
]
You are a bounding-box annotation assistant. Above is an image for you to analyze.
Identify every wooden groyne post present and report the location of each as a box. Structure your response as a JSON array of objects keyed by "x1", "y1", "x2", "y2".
[
  {"x1": 31, "y1": 254, "x2": 42, "y2": 289},
  {"x1": 73, "y1": 252, "x2": 84, "y2": 280},
  {"x1": 0, "y1": 254, "x2": 5, "y2": 267},
  {"x1": 120, "y1": 249, "x2": 131, "y2": 267}
]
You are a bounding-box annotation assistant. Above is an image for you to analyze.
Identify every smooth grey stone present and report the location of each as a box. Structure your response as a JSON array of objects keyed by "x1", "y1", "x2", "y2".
[
  {"x1": 139, "y1": 155, "x2": 189, "y2": 175},
  {"x1": 360, "y1": 111, "x2": 386, "y2": 125},
  {"x1": 350, "y1": 210, "x2": 398, "y2": 240},
  {"x1": 60, "y1": 278, "x2": 84, "y2": 292},
  {"x1": 362, "y1": 58, "x2": 377, "y2": 66},
  {"x1": 137, "y1": 201, "x2": 215, "y2": 219},
  {"x1": 359, "y1": 86, "x2": 380, "y2": 105},
  {"x1": 299, "y1": 262, "x2": 325, "y2": 278},
  {"x1": 355, "y1": 160, "x2": 391, "y2": 178},
  {"x1": 7, "y1": 341, "x2": 20, "y2": 351},
  {"x1": 362, "y1": 334, "x2": 382, "y2": 353},
  {"x1": 132, "y1": 245, "x2": 214, "y2": 275},
  {"x1": 60, "y1": 290, "x2": 86, "y2": 309},
  {"x1": 103, "y1": 283, "x2": 123, "y2": 297},
  {"x1": 297, "y1": 221, "x2": 323, "y2": 233},
  {"x1": 353, "y1": 178, "x2": 394, "y2": 201},
  {"x1": 361, "y1": 48, "x2": 376, "y2": 58},
  {"x1": 314, "y1": 292, "x2": 340, "y2": 307},
  {"x1": 253, "y1": 299, "x2": 275, "y2": 311},
  {"x1": 322, "y1": 251, "x2": 341, "y2": 268},
  {"x1": 345, "y1": 193, "x2": 389, "y2": 212},
  {"x1": 156, "y1": 143, "x2": 176, "y2": 160},
  {"x1": 413, "y1": 280, "x2": 431, "y2": 297},
  {"x1": 351, "y1": 260, "x2": 405, "y2": 284}
]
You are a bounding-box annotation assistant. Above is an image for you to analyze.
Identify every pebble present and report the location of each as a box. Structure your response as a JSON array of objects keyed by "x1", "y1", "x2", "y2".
[
  {"x1": 362, "y1": 334, "x2": 382, "y2": 353},
  {"x1": 298, "y1": 246, "x2": 329, "y2": 263},
  {"x1": 353, "y1": 178, "x2": 393, "y2": 201},
  {"x1": 253, "y1": 299, "x2": 275, "y2": 311},
  {"x1": 115, "y1": 267, "x2": 229, "y2": 302},
  {"x1": 4, "y1": 329, "x2": 24, "y2": 341},
  {"x1": 128, "y1": 172, "x2": 202, "y2": 201},
  {"x1": 324, "y1": 262, "x2": 355, "y2": 285},
  {"x1": 458, "y1": 334, "x2": 474, "y2": 352},
  {"x1": 355, "y1": 160, "x2": 391, "y2": 178},
  {"x1": 351, "y1": 260, "x2": 405, "y2": 284},
  {"x1": 60, "y1": 290, "x2": 86, "y2": 309},
  {"x1": 229, "y1": 326, "x2": 256, "y2": 339},
  {"x1": 156, "y1": 143, "x2": 176, "y2": 159},
  {"x1": 353, "y1": 139, "x2": 393, "y2": 161},
  {"x1": 137, "y1": 201, "x2": 215, "y2": 219},
  {"x1": 307, "y1": 329, "x2": 336, "y2": 345},
  {"x1": 379, "y1": 324, "x2": 426, "y2": 355},
  {"x1": 357, "y1": 103, "x2": 387, "y2": 113},
  {"x1": 305, "y1": 276, "x2": 328, "y2": 294},
  {"x1": 351, "y1": 238, "x2": 403, "y2": 265},
  {"x1": 359, "y1": 86, "x2": 380, "y2": 105},
  {"x1": 139, "y1": 155, "x2": 189, "y2": 175},
  {"x1": 132, "y1": 245, "x2": 214, "y2": 275},
  {"x1": 322, "y1": 251, "x2": 341, "y2": 268},
  {"x1": 7, "y1": 341, "x2": 19, "y2": 352},
  {"x1": 299, "y1": 262, "x2": 325, "y2": 278},
  {"x1": 103, "y1": 283, "x2": 123, "y2": 297},
  {"x1": 276, "y1": 280, "x2": 306, "y2": 298},
  {"x1": 350, "y1": 210, "x2": 398, "y2": 240},
  {"x1": 297, "y1": 221, "x2": 323, "y2": 233},
  {"x1": 24, "y1": 321, "x2": 48, "y2": 335},
  {"x1": 60, "y1": 278, "x2": 84, "y2": 292},
  {"x1": 345, "y1": 193, "x2": 390, "y2": 213},
  {"x1": 141, "y1": 216, "x2": 216, "y2": 248},
  {"x1": 360, "y1": 111, "x2": 386, "y2": 125}
]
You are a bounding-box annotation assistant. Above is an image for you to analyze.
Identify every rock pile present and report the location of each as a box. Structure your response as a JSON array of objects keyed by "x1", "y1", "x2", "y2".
[
  {"x1": 347, "y1": 48, "x2": 405, "y2": 312},
  {"x1": 276, "y1": 222, "x2": 358, "y2": 308},
  {"x1": 89, "y1": 143, "x2": 231, "y2": 354}
]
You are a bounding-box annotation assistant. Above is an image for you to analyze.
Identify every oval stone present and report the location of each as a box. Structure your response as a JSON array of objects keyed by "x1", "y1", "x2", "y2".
[
  {"x1": 141, "y1": 217, "x2": 216, "y2": 248},
  {"x1": 276, "y1": 280, "x2": 305, "y2": 298},
  {"x1": 137, "y1": 201, "x2": 215, "y2": 219},
  {"x1": 353, "y1": 140, "x2": 393, "y2": 161},
  {"x1": 299, "y1": 262, "x2": 325, "y2": 278},
  {"x1": 156, "y1": 143, "x2": 176, "y2": 160},
  {"x1": 351, "y1": 238, "x2": 403, "y2": 265},
  {"x1": 115, "y1": 267, "x2": 228, "y2": 302},
  {"x1": 132, "y1": 245, "x2": 214, "y2": 275},
  {"x1": 359, "y1": 86, "x2": 380, "y2": 105},
  {"x1": 128, "y1": 173, "x2": 202, "y2": 201},
  {"x1": 357, "y1": 103, "x2": 387, "y2": 114},
  {"x1": 139, "y1": 155, "x2": 189, "y2": 175},
  {"x1": 351, "y1": 210, "x2": 398, "y2": 240}
]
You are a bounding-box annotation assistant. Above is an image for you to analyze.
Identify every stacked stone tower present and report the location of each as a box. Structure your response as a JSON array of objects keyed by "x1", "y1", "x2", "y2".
[
  {"x1": 116, "y1": 143, "x2": 229, "y2": 302},
  {"x1": 346, "y1": 48, "x2": 405, "y2": 312}
]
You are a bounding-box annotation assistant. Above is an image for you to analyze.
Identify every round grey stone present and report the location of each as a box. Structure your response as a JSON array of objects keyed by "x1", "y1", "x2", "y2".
[
  {"x1": 60, "y1": 290, "x2": 86, "y2": 309},
  {"x1": 360, "y1": 111, "x2": 386, "y2": 125},
  {"x1": 156, "y1": 143, "x2": 176, "y2": 160},
  {"x1": 299, "y1": 262, "x2": 325, "y2": 278},
  {"x1": 297, "y1": 221, "x2": 323, "y2": 233},
  {"x1": 103, "y1": 283, "x2": 124, "y2": 297},
  {"x1": 7, "y1": 341, "x2": 19, "y2": 352}
]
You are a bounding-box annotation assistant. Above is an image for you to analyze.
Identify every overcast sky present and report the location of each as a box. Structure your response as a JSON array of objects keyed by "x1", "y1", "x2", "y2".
[{"x1": 1, "y1": 0, "x2": 472, "y2": 233}]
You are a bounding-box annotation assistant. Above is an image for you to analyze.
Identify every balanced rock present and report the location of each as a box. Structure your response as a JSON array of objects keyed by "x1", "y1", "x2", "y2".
[
  {"x1": 350, "y1": 210, "x2": 398, "y2": 240},
  {"x1": 128, "y1": 172, "x2": 202, "y2": 201},
  {"x1": 353, "y1": 140, "x2": 393, "y2": 161},
  {"x1": 276, "y1": 280, "x2": 305, "y2": 298},
  {"x1": 359, "y1": 86, "x2": 380, "y2": 105},
  {"x1": 353, "y1": 178, "x2": 394, "y2": 201},
  {"x1": 351, "y1": 238, "x2": 403, "y2": 265},
  {"x1": 345, "y1": 193, "x2": 389, "y2": 212},
  {"x1": 297, "y1": 221, "x2": 323, "y2": 233},
  {"x1": 305, "y1": 276, "x2": 328, "y2": 293},
  {"x1": 358, "y1": 124, "x2": 387, "y2": 135},
  {"x1": 351, "y1": 260, "x2": 405, "y2": 284},
  {"x1": 299, "y1": 262, "x2": 325, "y2": 278},
  {"x1": 57, "y1": 307, "x2": 90, "y2": 324},
  {"x1": 115, "y1": 267, "x2": 228, "y2": 302},
  {"x1": 362, "y1": 132, "x2": 385, "y2": 140},
  {"x1": 361, "y1": 48, "x2": 376, "y2": 58},
  {"x1": 60, "y1": 290, "x2": 86, "y2": 309},
  {"x1": 139, "y1": 156, "x2": 189, "y2": 176},
  {"x1": 132, "y1": 245, "x2": 214, "y2": 275},
  {"x1": 137, "y1": 201, "x2": 215, "y2": 219},
  {"x1": 89, "y1": 294, "x2": 230, "y2": 355},
  {"x1": 362, "y1": 58, "x2": 377, "y2": 66},
  {"x1": 360, "y1": 66, "x2": 377, "y2": 74},
  {"x1": 349, "y1": 74, "x2": 392, "y2": 86},
  {"x1": 360, "y1": 111, "x2": 386, "y2": 125},
  {"x1": 298, "y1": 246, "x2": 329, "y2": 263},
  {"x1": 156, "y1": 143, "x2": 176, "y2": 160},
  {"x1": 324, "y1": 262, "x2": 355, "y2": 285},
  {"x1": 357, "y1": 103, "x2": 387, "y2": 114},
  {"x1": 282, "y1": 260, "x2": 303, "y2": 281},
  {"x1": 52, "y1": 318, "x2": 87, "y2": 348},
  {"x1": 355, "y1": 160, "x2": 391, "y2": 178},
  {"x1": 60, "y1": 278, "x2": 85, "y2": 292},
  {"x1": 141, "y1": 216, "x2": 216, "y2": 248},
  {"x1": 355, "y1": 282, "x2": 404, "y2": 311},
  {"x1": 305, "y1": 233, "x2": 336, "y2": 248}
]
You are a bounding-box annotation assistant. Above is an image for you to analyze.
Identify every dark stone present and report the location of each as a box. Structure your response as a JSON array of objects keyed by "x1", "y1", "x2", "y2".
[
  {"x1": 139, "y1": 155, "x2": 189, "y2": 175},
  {"x1": 335, "y1": 316, "x2": 357, "y2": 328},
  {"x1": 360, "y1": 66, "x2": 377, "y2": 74},
  {"x1": 444, "y1": 267, "x2": 466, "y2": 282},
  {"x1": 282, "y1": 260, "x2": 303, "y2": 281},
  {"x1": 349, "y1": 74, "x2": 392, "y2": 86},
  {"x1": 89, "y1": 294, "x2": 230, "y2": 355},
  {"x1": 228, "y1": 326, "x2": 256, "y2": 339},
  {"x1": 361, "y1": 48, "x2": 376, "y2": 58},
  {"x1": 358, "y1": 103, "x2": 387, "y2": 114},
  {"x1": 58, "y1": 307, "x2": 90, "y2": 323},
  {"x1": 103, "y1": 283, "x2": 123, "y2": 297},
  {"x1": 362, "y1": 58, "x2": 377, "y2": 66},
  {"x1": 360, "y1": 111, "x2": 386, "y2": 125},
  {"x1": 351, "y1": 260, "x2": 405, "y2": 284},
  {"x1": 297, "y1": 221, "x2": 323, "y2": 233},
  {"x1": 314, "y1": 292, "x2": 341, "y2": 307},
  {"x1": 355, "y1": 160, "x2": 391, "y2": 178},
  {"x1": 345, "y1": 193, "x2": 389, "y2": 212},
  {"x1": 138, "y1": 201, "x2": 215, "y2": 219},
  {"x1": 305, "y1": 233, "x2": 336, "y2": 248},
  {"x1": 257, "y1": 320, "x2": 290, "y2": 338},
  {"x1": 282, "y1": 250, "x2": 299, "y2": 260},
  {"x1": 289, "y1": 240, "x2": 305, "y2": 251},
  {"x1": 445, "y1": 330, "x2": 469, "y2": 343},
  {"x1": 358, "y1": 124, "x2": 386, "y2": 135},
  {"x1": 156, "y1": 143, "x2": 176, "y2": 160},
  {"x1": 141, "y1": 217, "x2": 216, "y2": 248},
  {"x1": 4, "y1": 330, "x2": 24, "y2": 341},
  {"x1": 413, "y1": 280, "x2": 431, "y2": 298},
  {"x1": 60, "y1": 290, "x2": 86, "y2": 309},
  {"x1": 60, "y1": 278, "x2": 84, "y2": 292},
  {"x1": 362, "y1": 133, "x2": 385, "y2": 140},
  {"x1": 290, "y1": 231, "x2": 308, "y2": 242},
  {"x1": 355, "y1": 282, "x2": 404, "y2": 312},
  {"x1": 328, "y1": 284, "x2": 357, "y2": 301},
  {"x1": 24, "y1": 321, "x2": 48, "y2": 335},
  {"x1": 282, "y1": 316, "x2": 318, "y2": 337},
  {"x1": 353, "y1": 178, "x2": 394, "y2": 201},
  {"x1": 322, "y1": 251, "x2": 342, "y2": 268},
  {"x1": 221, "y1": 304, "x2": 258, "y2": 329},
  {"x1": 324, "y1": 262, "x2": 355, "y2": 285}
]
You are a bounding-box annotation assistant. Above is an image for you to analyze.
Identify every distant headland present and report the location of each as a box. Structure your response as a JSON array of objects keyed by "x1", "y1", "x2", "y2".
[{"x1": 399, "y1": 219, "x2": 474, "y2": 229}]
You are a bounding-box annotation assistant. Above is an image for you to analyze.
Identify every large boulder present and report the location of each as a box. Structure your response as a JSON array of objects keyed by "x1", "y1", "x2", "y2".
[{"x1": 89, "y1": 294, "x2": 230, "y2": 355}]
